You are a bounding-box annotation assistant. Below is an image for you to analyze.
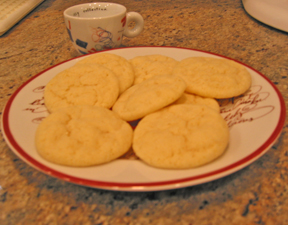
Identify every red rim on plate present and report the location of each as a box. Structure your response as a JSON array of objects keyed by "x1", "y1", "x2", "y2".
[{"x1": 1, "y1": 47, "x2": 286, "y2": 191}]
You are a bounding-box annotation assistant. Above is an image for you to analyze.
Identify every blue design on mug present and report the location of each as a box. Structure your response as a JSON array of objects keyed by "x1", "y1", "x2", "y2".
[
  {"x1": 66, "y1": 28, "x2": 73, "y2": 42},
  {"x1": 76, "y1": 39, "x2": 88, "y2": 49}
]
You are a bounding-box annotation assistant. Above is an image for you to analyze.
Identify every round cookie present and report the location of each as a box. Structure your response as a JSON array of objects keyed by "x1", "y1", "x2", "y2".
[
  {"x1": 133, "y1": 104, "x2": 229, "y2": 169},
  {"x1": 172, "y1": 57, "x2": 251, "y2": 99},
  {"x1": 44, "y1": 64, "x2": 119, "y2": 113},
  {"x1": 35, "y1": 105, "x2": 133, "y2": 167},
  {"x1": 174, "y1": 92, "x2": 220, "y2": 112},
  {"x1": 112, "y1": 74, "x2": 186, "y2": 121},
  {"x1": 76, "y1": 53, "x2": 134, "y2": 93},
  {"x1": 129, "y1": 54, "x2": 179, "y2": 85}
]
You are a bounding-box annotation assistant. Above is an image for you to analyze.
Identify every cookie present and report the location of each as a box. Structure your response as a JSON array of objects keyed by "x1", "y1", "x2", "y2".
[
  {"x1": 129, "y1": 54, "x2": 178, "y2": 85},
  {"x1": 76, "y1": 53, "x2": 134, "y2": 93},
  {"x1": 133, "y1": 104, "x2": 229, "y2": 169},
  {"x1": 172, "y1": 57, "x2": 251, "y2": 99},
  {"x1": 44, "y1": 64, "x2": 119, "y2": 113},
  {"x1": 174, "y1": 92, "x2": 220, "y2": 112},
  {"x1": 35, "y1": 105, "x2": 133, "y2": 167},
  {"x1": 112, "y1": 74, "x2": 186, "y2": 121}
]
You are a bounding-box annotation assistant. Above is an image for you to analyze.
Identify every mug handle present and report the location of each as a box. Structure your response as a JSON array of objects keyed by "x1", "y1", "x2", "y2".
[{"x1": 123, "y1": 12, "x2": 144, "y2": 38}]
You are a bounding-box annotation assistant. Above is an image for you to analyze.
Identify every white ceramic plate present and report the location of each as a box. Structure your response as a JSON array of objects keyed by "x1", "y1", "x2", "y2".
[{"x1": 1, "y1": 47, "x2": 286, "y2": 192}]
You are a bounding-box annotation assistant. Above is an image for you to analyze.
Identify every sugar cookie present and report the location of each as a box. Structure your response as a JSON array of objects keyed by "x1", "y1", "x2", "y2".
[
  {"x1": 112, "y1": 74, "x2": 186, "y2": 121},
  {"x1": 44, "y1": 64, "x2": 119, "y2": 113},
  {"x1": 35, "y1": 105, "x2": 133, "y2": 167},
  {"x1": 172, "y1": 57, "x2": 251, "y2": 98},
  {"x1": 129, "y1": 54, "x2": 178, "y2": 85},
  {"x1": 133, "y1": 104, "x2": 229, "y2": 169},
  {"x1": 174, "y1": 92, "x2": 220, "y2": 112},
  {"x1": 76, "y1": 53, "x2": 134, "y2": 93}
]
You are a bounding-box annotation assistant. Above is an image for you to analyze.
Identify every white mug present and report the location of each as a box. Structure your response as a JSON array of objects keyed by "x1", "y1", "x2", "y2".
[{"x1": 63, "y1": 2, "x2": 144, "y2": 54}]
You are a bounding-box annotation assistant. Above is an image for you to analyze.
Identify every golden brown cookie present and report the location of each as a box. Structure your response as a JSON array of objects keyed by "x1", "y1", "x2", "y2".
[
  {"x1": 129, "y1": 54, "x2": 178, "y2": 85},
  {"x1": 44, "y1": 64, "x2": 119, "y2": 113},
  {"x1": 173, "y1": 57, "x2": 251, "y2": 98},
  {"x1": 76, "y1": 53, "x2": 134, "y2": 93},
  {"x1": 112, "y1": 74, "x2": 186, "y2": 121},
  {"x1": 35, "y1": 105, "x2": 133, "y2": 167},
  {"x1": 133, "y1": 104, "x2": 229, "y2": 169}
]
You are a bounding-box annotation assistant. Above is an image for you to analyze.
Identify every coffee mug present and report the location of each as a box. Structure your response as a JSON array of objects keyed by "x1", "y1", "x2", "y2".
[{"x1": 63, "y1": 2, "x2": 144, "y2": 54}]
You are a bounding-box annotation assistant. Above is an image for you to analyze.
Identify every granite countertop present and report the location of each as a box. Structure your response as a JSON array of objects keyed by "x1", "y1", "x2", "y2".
[{"x1": 1, "y1": 0, "x2": 288, "y2": 224}]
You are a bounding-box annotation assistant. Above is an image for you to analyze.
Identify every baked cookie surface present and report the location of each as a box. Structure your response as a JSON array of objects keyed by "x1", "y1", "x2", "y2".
[
  {"x1": 44, "y1": 64, "x2": 119, "y2": 113},
  {"x1": 174, "y1": 92, "x2": 220, "y2": 112},
  {"x1": 76, "y1": 53, "x2": 134, "y2": 93},
  {"x1": 112, "y1": 74, "x2": 186, "y2": 121},
  {"x1": 129, "y1": 54, "x2": 178, "y2": 85},
  {"x1": 172, "y1": 57, "x2": 251, "y2": 99},
  {"x1": 35, "y1": 105, "x2": 133, "y2": 167},
  {"x1": 133, "y1": 104, "x2": 229, "y2": 169}
]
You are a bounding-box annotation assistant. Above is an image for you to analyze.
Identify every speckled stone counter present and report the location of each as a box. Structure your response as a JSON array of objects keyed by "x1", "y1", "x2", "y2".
[{"x1": 1, "y1": 0, "x2": 288, "y2": 224}]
